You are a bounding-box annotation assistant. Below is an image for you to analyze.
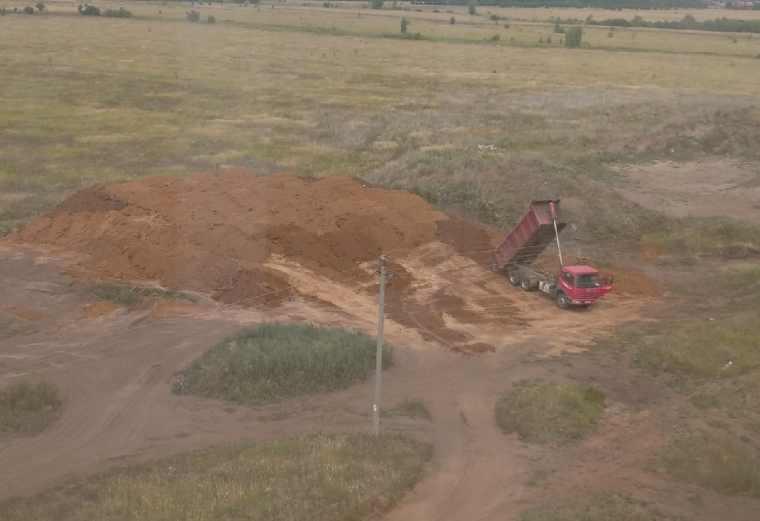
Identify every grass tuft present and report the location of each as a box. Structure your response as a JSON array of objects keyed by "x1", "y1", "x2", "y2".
[
  {"x1": 0, "y1": 382, "x2": 62, "y2": 435},
  {"x1": 91, "y1": 283, "x2": 196, "y2": 307},
  {"x1": 520, "y1": 493, "x2": 676, "y2": 521},
  {"x1": 0, "y1": 433, "x2": 431, "y2": 521},
  {"x1": 495, "y1": 380, "x2": 605, "y2": 445},
  {"x1": 173, "y1": 323, "x2": 391, "y2": 405},
  {"x1": 660, "y1": 430, "x2": 760, "y2": 497},
  {"x1": 385, "y1": 398, "x2": 432, "y2": 421}
]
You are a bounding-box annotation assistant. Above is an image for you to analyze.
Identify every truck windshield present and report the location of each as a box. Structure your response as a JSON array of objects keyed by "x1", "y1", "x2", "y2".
[{"x1": 575, "y1": 274, "x2": 601, "y2": 288}]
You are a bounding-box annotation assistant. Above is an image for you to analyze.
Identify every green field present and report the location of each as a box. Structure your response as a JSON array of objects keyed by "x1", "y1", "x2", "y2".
[{"x1": 1, "y1": 1, "x2": 760, "y2": 240}]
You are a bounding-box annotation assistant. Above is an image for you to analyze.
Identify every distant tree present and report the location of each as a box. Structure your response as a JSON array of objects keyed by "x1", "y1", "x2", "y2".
[
  {"x1": 23, "y1": 5, "x2": 35, "y2": 14},
  {"x1": 186, "y1": 9, "x2": 200, "y2": 21},
  {"x1": 400, "y1": 16, "x2": 409, "y2": 33},
  {"x1": 468, "y1": 1, "x2": 477, "y2": 15},
  {"x1": 564, "y1": 26, "x2": 583, "y2": 48},
  {"x1": 450, "y1": 16, "x2": 455, "y2": 24},
  {"x1": 35, "y1": 2, "x2": 45, "y2": 12},
  {"x1": 370, "y1": 0, "x2": 383, "y2": 9},
  {"x1": 554, "y1": 20, "x2": 564, "y2": 33},
  {"x1": 207, "y1": 14, "x2": 216, "y2": 23}
]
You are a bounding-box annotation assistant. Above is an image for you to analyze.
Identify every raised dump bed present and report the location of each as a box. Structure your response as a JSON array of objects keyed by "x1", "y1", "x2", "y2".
[{"x1": 493, "y1": 199, "x2": 566, "y2": 272}]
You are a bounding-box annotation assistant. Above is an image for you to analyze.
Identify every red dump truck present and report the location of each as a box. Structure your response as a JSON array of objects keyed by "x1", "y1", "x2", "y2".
[{"x1": 493, "y1": 200, "x2": 612, "y2": 309}]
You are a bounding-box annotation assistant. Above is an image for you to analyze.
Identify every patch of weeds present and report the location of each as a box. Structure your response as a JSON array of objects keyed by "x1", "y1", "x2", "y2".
[
  {"x1": 0, "y1": 433, "x2": 432, "y2": 521},
  {"x1": 495, "y1": 380, "x2": 605, "y2": 445},
  {"x1": 91, "y1": 283, "x2": 196, "y2": 307},
  {"x1": 385, "y1": 398, "x2": 432, "y2": 421},
  {"x1": 641, "y1": 218, "x2": 760, "y2": 260},
  {"x1": 635, "y1": 316, "x2": 760, "y2": 381},
  {"x1": 0, "y1": 382, "x2": 62, "y2": 435},
  {"x1": 173, "y1": 324, "x2": 392, "y2": 405},
  {"x1": 520, "y1": 493, "x2": 677, "y2": 521},
  {"x1": 660, "y1": 430, "x2": 760, "y2": 497}
]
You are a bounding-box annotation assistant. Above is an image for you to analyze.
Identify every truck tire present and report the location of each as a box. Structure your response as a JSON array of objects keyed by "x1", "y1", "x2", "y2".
[
  {"x1": 556, "y1": 292, "x2": 570, "y2": 309},
  {"x1": 508, "y1": 272, "x2": 520, "y2": 286},
  {"x1": 520, "y1": 278, "x2": 534, "y2": 291}
]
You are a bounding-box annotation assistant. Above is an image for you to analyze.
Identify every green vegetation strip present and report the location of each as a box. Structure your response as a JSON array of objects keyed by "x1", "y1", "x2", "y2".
[
  {"x1": 495, "y1": 381, "x2": 605, "y2": 444},
  {"x1": 91, "y1": 283, "x2": 196, "y2": 307},
  {"x1": 521, "y1": 493, "x2": 676, "y2": 521},
  {"x1": 0, "y1": 433, "x2": 431, "y2": 521},
  {"x1": 174, "y1": 324, "x2": 391, "y2": 404},
  {"x1": 0, "y1": 382, "x2": 61, "y2": 434},
  {"x1": 660, "y1": 430, "x2": 760, "y2": 497}
]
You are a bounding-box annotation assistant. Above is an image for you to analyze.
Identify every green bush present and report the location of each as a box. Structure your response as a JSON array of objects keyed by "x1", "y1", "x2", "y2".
[
  {"x1": 495, "y1": 381, "x2": 605, "y2": 444},
  {"x1": 174, "y1": 324, "x2": 392, "y2": 404},
  {"x1": 564, "y1": 26, "x2": 583, "y2": 48},
  {"x1": 0, "y1": 382, "x2": 62, "y2": 434},
  {"x1": 0, "y1": 433, "x2": 432, "y2": 521}
]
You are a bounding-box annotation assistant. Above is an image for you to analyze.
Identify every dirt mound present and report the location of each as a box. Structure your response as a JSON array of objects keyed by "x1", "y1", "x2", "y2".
[{"x1": 11, "y1": 171, "x2": 452, "y2": 305}]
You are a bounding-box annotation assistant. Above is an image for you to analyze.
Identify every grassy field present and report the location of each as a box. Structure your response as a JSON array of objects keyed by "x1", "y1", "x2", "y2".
[
  {"x1": 174, "y1": 324, "x2": 391, "y2": 404},
  {"x1": 0, "y1": 382, "x2": 62, "y2": 435},
  {"x1": 1, "y1": 2, "x2": 760, "y2": 243},
  {"x1": 0, "y1": 432, "x2": 431, "y2": 520},
  {"x1": 495, "y1": 380, "x2": 606, "y2": 444},
  {"x1": 520, "y1": 493, "x2": 675, "y2": 521}
]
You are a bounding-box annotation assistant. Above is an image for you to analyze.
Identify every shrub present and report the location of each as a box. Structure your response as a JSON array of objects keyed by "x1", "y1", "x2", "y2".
[
  {"x1": 449, "y1": 16, "x2": 455, "y2": 24},
  {"x1": 186, "y1": 9, "x2": 200, "y2": 22},
  {"x1": 370, "y1": 0, "x2": 383, "y2": 9},
  {"x1": 468, "y1": 1, "x2": 476, "y2": 15},
  {"x1": 564, "y1": 26, "x2": 583, "y2": 48},
  {"x1": 489, "y1": 34, "x2": 500, "y2": 42},
  {"x1": 0, "y1": 7, "x2": 5, "y2": 15},
  {"x1": 207, "y1": 14, "x2": 215, "y2": 23},
  {"x1": 173, "y1": 323, "x2": 392, "y2": 404},
  {"x1": 78, "y1": 4, "x2": 100, "y2": 16},
  {"x1": 554, "y1": 20, "x2": 564, "y2": 33},
  {"x1": 495, "y1": 381, "x2": 605, "y2": 444},
  {"x1": 35, "y1": 1, "x2": 45, "y2": 12},
  {"x1": 0, "y1": 382, "x2": 62, "y2": 434},
  {"x1": 103, "y1": 7, "x2": 132, "y2": 17},
  {"x1": 400, "y1": 16, "x2": 408, "y2": 34},
  {"x1": 23, "y1": 5, "x2": 35, "y2": 14}
]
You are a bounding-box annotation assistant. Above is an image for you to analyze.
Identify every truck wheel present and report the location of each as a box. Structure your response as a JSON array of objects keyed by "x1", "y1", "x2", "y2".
[
  {"x1": 556, "y1": 292, "x2": 570, "y2": 309},
  {"x1": 508, "y1": 272, "x2": 520, "y2": 286},
  {"x1": 520, "y1": 278, "x2": 534, "y2": 291}
]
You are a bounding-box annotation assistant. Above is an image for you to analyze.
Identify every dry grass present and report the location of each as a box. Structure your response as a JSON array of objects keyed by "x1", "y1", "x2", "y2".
[
  {"x1": 495, "y1": 380, "x2": 606, "y2": 445},
  {"x1": 0, "y1": 433, "x2": 432, "y2": 521},
  {"x1": 520, "y1": 493, "x2": 677, "y2": 521},
  {"x1": 0, "y1": 381, "x2": 62, "y2": 435}
]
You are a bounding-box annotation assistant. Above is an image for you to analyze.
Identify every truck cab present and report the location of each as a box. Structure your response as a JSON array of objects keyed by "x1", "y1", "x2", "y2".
[{"x1": 555, "y1": 265, "x2": 612, "y2": 309}]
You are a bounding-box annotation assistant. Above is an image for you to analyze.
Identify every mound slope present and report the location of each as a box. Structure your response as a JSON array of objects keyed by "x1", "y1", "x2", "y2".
[{"x1": 11, "y1": 171, "x2": 493, "y2": 307}]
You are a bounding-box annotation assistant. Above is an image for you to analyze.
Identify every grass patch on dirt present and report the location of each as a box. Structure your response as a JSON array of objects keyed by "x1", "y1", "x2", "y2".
[
  {"x1": 0, "y1": 432, "x2": 431, "y2": 521},
  {"x1": 635, "y1": 315, "x2": 760, "y2": 381},
  {"x1": 173, "y1": 324, "x2": 391, "y2": 405},
  {"x1": 520, "y1": 493, "x2": 676, "y2": 521},
  {"x1": 0, "y1": 382, "x2": 62, "y2": 435},
  {"x1": 660, "y1": 430, "x2": 760, "y2": 497},
  {"x1": 641, "y1": 218, "x2": 760, "y2": 260},
  {"x1": 384, "y1": 398, "x2": 432, "y2": 421},
  {"x1": 91, "y1": 283, "x2": 196, "y2": 307},
  {"x1": 495, "y1": 380, "x2": 606, "y2": 445}
]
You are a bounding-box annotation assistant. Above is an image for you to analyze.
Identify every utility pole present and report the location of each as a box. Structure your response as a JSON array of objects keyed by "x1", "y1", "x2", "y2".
[{"x1": 372, "y1": 255, "x2": 387, "y2": 436}]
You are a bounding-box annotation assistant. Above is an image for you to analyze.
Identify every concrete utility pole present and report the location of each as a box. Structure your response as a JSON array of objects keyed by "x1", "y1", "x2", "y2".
[{"x1": 372, "y1": 255, "x2": 387, "y2": 436}]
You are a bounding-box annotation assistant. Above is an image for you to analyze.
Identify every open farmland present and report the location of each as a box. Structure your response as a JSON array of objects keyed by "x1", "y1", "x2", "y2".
[{"x1": 1, "y1": 2, "x2": 760, "y2": 521}]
